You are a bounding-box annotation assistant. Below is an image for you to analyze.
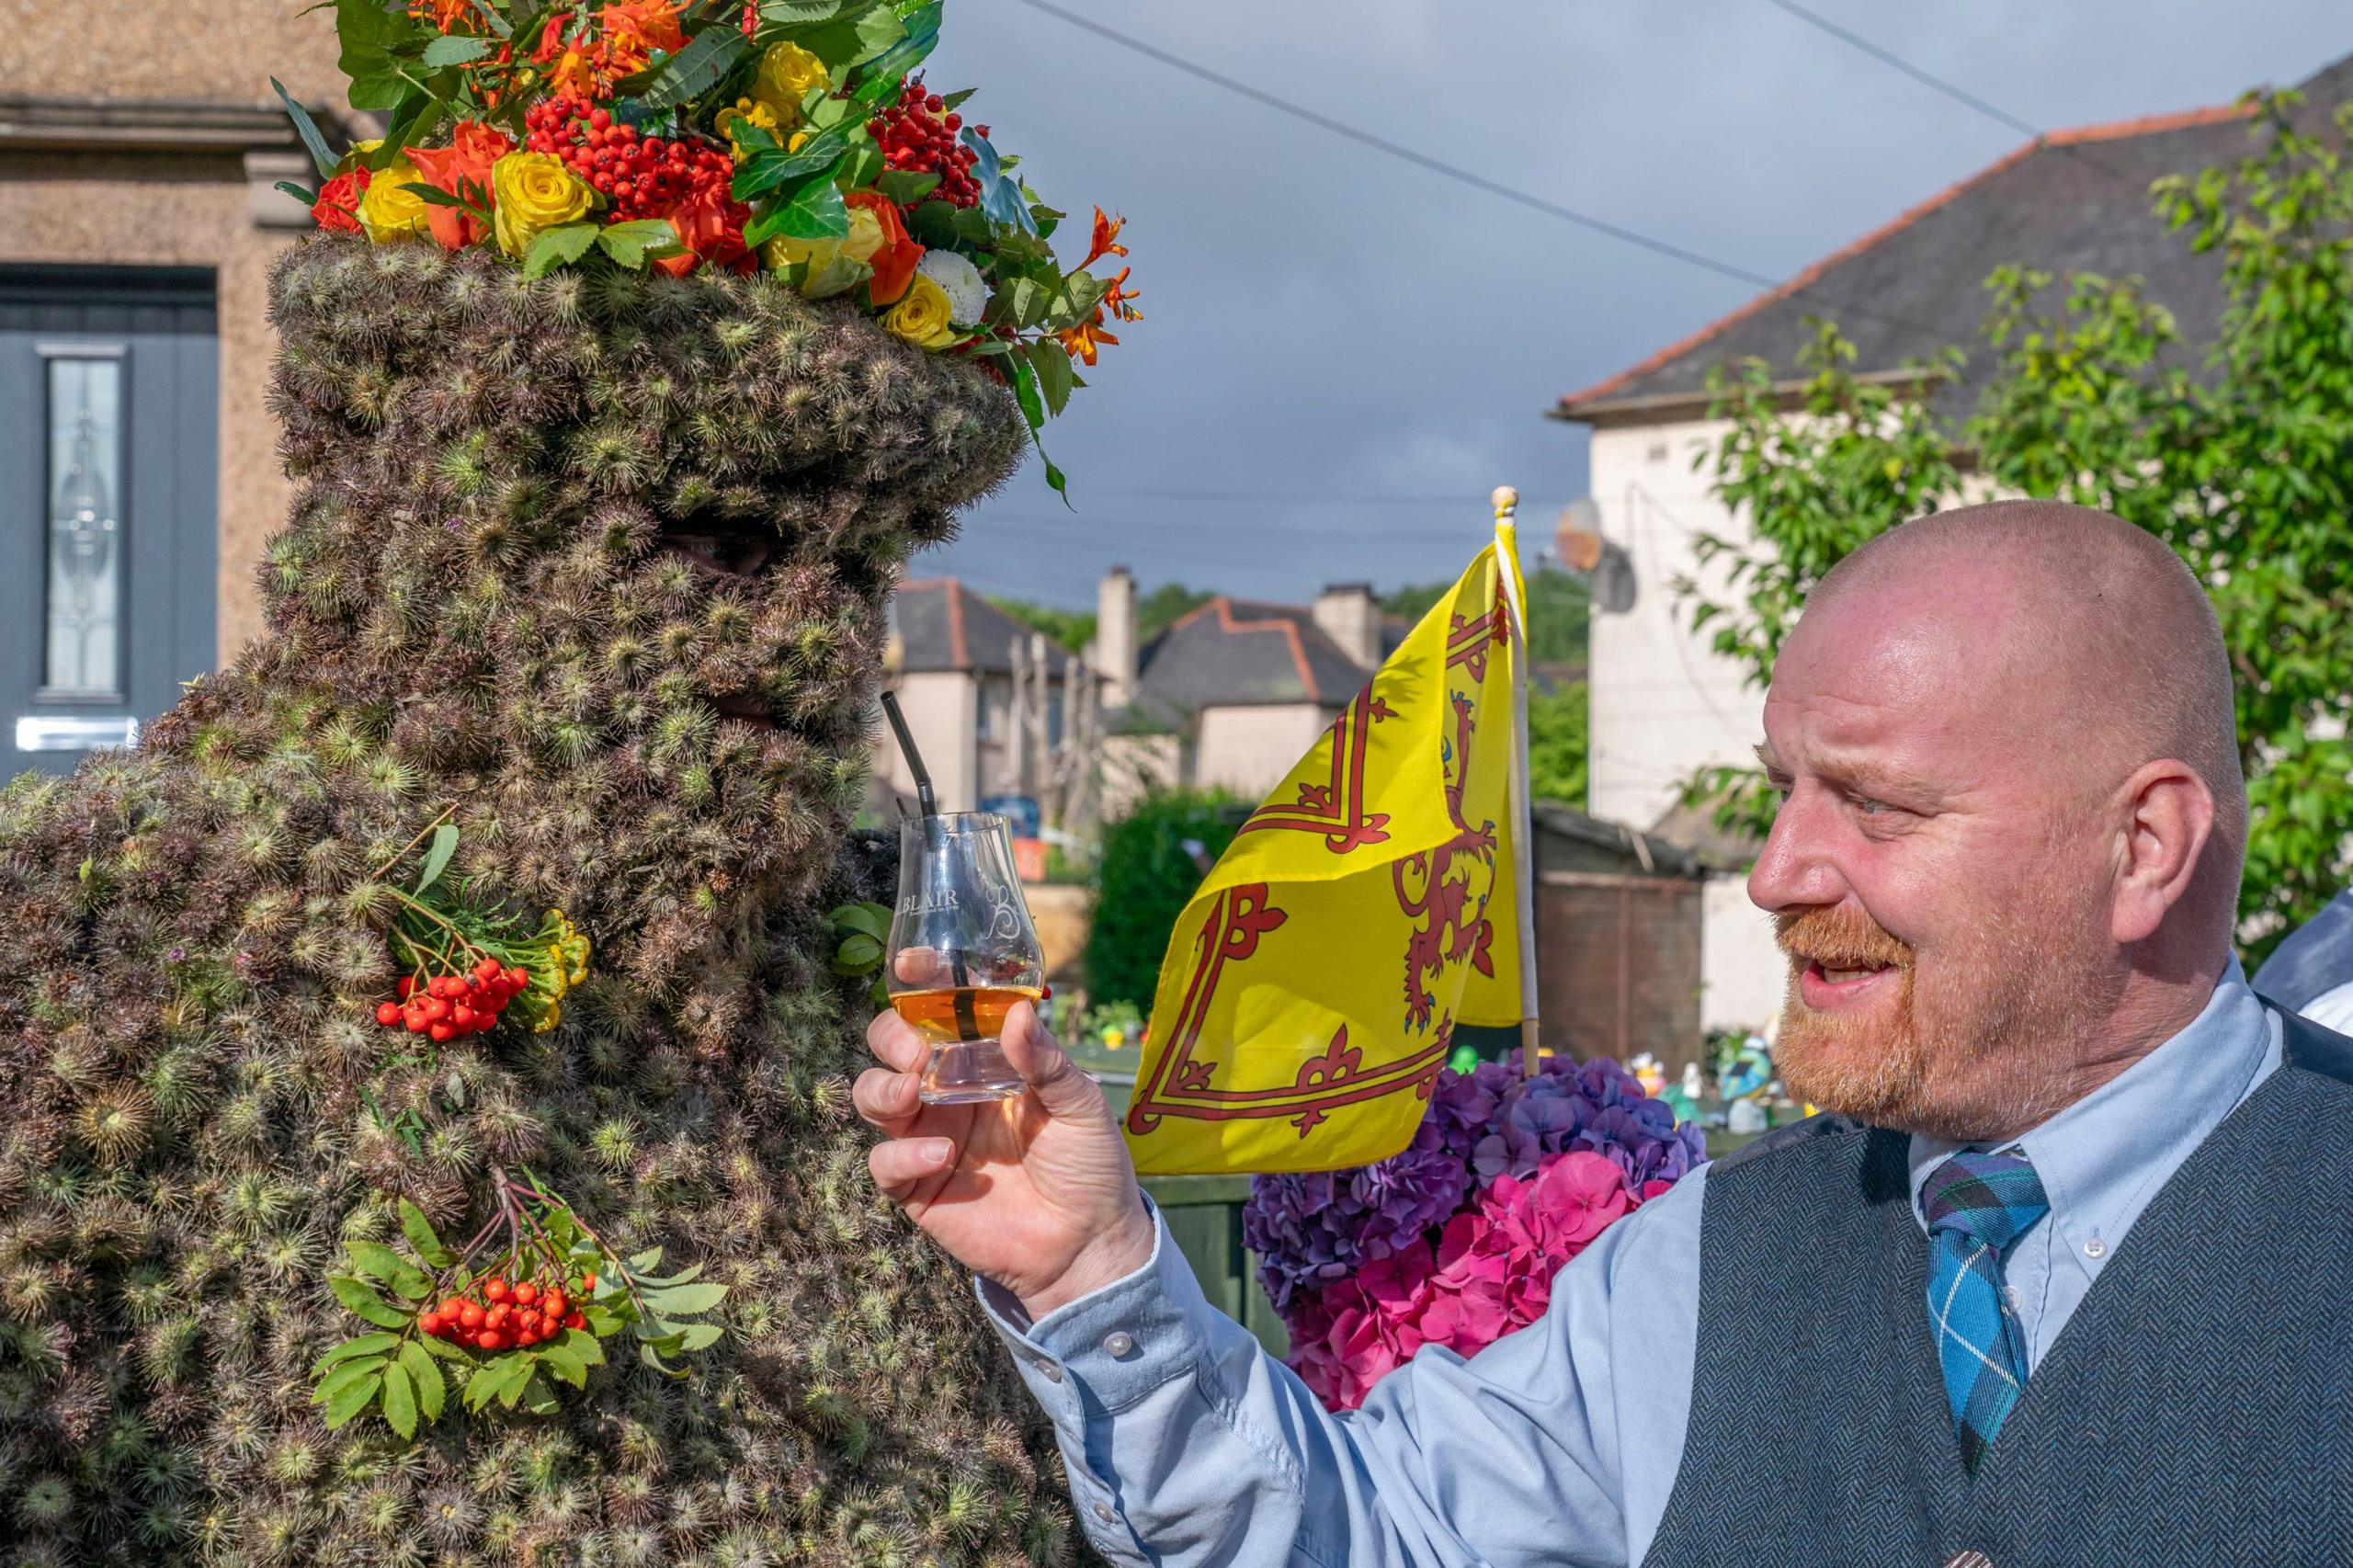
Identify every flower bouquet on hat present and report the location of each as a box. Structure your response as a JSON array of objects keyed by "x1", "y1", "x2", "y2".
[
  {"x1": 278, "y1": 0, "x2": 1137, "y2": 494},
  {"x1": 1245, "y1": 1055, "x2": 1706, "y2": 1410}
]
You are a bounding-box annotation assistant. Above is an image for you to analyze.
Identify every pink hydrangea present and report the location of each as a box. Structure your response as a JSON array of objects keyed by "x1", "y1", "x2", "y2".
[{"x1": 1289, "y1": 1151, "x2": 1648, "y2": 1411}]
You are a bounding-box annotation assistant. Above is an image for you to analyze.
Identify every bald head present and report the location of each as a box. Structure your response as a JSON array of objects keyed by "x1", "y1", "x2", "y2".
[{"x1": 1806, "y1": 498, "x2": 2245, "y2": 932}]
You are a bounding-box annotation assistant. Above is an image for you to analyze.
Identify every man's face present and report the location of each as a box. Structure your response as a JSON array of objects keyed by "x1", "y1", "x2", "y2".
[{"x1": 1747, "y1": 579, "x2": 2124, "y2": 1140}]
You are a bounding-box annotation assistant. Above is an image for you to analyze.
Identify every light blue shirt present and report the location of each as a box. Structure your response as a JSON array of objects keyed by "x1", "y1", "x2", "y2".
[{"x1": 976, "y1": 967, "x2": 2281, "y2": 1566}]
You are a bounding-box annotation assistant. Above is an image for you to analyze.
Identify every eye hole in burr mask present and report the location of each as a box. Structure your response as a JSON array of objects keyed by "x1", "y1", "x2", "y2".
[{"x1": 655, "y1": 515, "x2": 778, "y2": 581}]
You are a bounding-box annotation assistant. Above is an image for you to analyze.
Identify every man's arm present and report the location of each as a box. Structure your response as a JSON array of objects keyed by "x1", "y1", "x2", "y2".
[{"x1": 979, "y1": 1177, "x2": 1708, "y2": 1567}]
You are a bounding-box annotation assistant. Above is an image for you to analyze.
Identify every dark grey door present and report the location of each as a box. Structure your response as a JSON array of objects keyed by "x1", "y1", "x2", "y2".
[{"x1": 0, "y1": 267, "x2": 219, "y2": 777}]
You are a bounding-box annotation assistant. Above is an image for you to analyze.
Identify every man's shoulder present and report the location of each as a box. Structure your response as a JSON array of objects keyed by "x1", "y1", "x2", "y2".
[{"x1": 2279, "y1": 1005, "x2": 2353, "y2": 1087}]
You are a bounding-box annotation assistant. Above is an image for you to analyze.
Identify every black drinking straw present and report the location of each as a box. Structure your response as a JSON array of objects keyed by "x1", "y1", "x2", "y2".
[
  {"x1": 879, "y1": 690, "x2": 937, "y2": 817},
  {"x1": 878, "y1": 690, "x2": 972, "y2": 999}
]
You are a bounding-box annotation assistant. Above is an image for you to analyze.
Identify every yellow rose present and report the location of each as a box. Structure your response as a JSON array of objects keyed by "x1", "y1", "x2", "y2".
[
  {"x1": 357, "y1": 154, "x2": 434, "y2": 244},
  {"x1": 750, "y1": 40, "x2": 830, "y2": 120},
  {"x1": 881, "y1": 274, "x2": 958, "y2": 349},
  {"x1": 839, "y1": 203, "x2": 886, "y2": 265},
  {"x1": 491, "y1": 152, "x2": 594, "y2": 260},
  {"x1": 762, "y1": 204, "x2": 881, "y2": 290}
]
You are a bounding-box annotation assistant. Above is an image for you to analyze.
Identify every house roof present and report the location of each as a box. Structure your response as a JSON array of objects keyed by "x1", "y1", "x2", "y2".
[
  {"x1": 1133, "y1": 597, "x2": 1372, "y2": 710},
  {"x1": 1530, "y1": 802, "x2": 1715, "y2": 880},
  {"x1": 1553, "y1": 51, "x2": 2352, "y2": 426},
  {"x1": 892, "y1": 578, "x2": 1074, "y2": 676}
]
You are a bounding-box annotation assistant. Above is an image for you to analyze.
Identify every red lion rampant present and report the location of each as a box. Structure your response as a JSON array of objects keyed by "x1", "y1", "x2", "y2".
[{"x1": 1393, "y1": 690, "x2": 1499, "y2": 1029}]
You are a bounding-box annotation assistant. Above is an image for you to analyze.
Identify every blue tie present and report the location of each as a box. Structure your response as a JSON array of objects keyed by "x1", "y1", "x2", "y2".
[{"x1": 1922, "y1": 1149, "x2": 2050, "y2": 1473}]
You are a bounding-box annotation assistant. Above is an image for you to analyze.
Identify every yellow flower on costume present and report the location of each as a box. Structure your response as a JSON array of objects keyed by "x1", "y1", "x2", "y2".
[
  {"x1": 749, "y1": 41, "x2": 829, "y2": 120},
  {"x1": 762, "y1": 202, "x2": 887, "y2": 291},
  {"x1": 716, "y1": 97, "x2": 783, "y2": 160},
  {"x1": 549, "y1": 910, "x2": 592, "y2": 986},
  {"x1": 357, "y1": 155, "x2": 434, "y2": 244},
  {"x1": 491, "y1": 152, "x2": 593, "y2": 259},
  {"x1": 881, "y1": 274, "x2": 958, "y2": 349}
]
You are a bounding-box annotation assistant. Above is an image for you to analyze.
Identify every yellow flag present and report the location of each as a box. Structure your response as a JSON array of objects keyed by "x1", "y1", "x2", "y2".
[{"x1": 1123, "y1": 540, "x2": 1526, "y2": 1175}]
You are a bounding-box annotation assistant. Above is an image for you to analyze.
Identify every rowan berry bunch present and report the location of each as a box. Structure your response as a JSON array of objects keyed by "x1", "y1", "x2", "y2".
[
  {"x1": 376, "y1": 958, "x2": 532, "y2": 1042},
  {"x1": 315, "y1": 1174, "x2": 728, "y2": 1437},
  {"x1": 867, "y1": 74, "x2": 984, "y2": 209},
  {"x1": 520, "y1": 94, "x2": 735, "y2": 224}
]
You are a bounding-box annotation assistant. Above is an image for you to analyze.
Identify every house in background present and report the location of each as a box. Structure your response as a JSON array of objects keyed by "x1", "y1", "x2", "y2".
[
  {"x1": 0, "y1": 6, "x2": 354, "y2": 775},
  {"x1": 1552, "y1": 50, "x2": 2353, "y2": 1034},
  {"x1": 1091, "y1": 565, "x2": 1406, "y2": 810},
  {"x1": 872, "y1": 577, "x2": 1085, "y2": 816}
]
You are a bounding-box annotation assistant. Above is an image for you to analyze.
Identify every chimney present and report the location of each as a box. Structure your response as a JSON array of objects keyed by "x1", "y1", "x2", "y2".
[
  {"x1": 1313, "y1": 582, "x2": 1381, "y2": 669},
  {"x1": 1095, "y1": 565, "x2": 1137, "y2": 704}
]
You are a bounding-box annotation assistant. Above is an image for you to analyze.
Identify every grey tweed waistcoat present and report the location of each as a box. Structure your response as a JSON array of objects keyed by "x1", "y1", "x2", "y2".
[{"x1": 1641, "y1": 1009, "x2": 2353, "y2": 1568}]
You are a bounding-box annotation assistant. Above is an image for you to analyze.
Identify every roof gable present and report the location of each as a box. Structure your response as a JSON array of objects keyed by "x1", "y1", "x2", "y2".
[
  {"x1": 1135, "y1": 597, "x2": 1370, "y2": 708},
  {"x1": 892, "y1": 579, "x2": 1075, "y2": 675}
]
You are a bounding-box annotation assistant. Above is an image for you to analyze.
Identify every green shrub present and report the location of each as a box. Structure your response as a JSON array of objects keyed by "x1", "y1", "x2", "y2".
[{"x1": 1086, "y1": 789, "x2": 1245, "y2": 1009}]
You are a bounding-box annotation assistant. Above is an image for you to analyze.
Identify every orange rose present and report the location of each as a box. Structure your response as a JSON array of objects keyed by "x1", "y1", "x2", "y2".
[
  {"x1": 405, "y1": 121, "x2": 516, "y2": 250},
  {"x1": 846, "y1": 189, "x2": 923, "y2": 305},
  {"x1": 311, "y1": 168, "x2": 369, "y2": 234},
  {"x1": 658, "y1": 182, "x2": 756, "y2": 277}
]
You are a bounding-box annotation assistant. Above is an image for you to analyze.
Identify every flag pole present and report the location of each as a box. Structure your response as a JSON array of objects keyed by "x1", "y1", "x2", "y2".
[{"x1": 1492, "y1": 486, "x2": 1542, "y2": 1080}]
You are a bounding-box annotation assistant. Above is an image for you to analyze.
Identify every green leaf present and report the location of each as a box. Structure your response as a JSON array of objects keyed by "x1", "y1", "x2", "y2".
[
  {"x1": 847, "y1": 0, "x2": 940, "y2": 103},
  {"x1": 323, "y1": 1370, "x2": 384, "y2": 1427},
  {"x1": 537, "y1": 1338, "x2": 589, "y2": 1387},
  {"x1": 745, "y1": 176, "x2": 849, "y2": 246},
  {"x1": 874, "y1": 169, "x2": 939, "y2": 205},
  {"x1": 270, "y1": 77, "x2": 340, "y2": 179},
  {"x1": 939, "y1": 87, "x2": 976, "y2": 110},
  {"x1": 520, "y1": 1369, "x2": 563, "y2": 1415},
  {"x1": 1027, "y1": 339, "x2": 1075, "y2": 418},
  {"x1": 799, "y1": 3, "x2": 904, "y2": 71},
  {"x1": 626, "y1": 1247, "x2": 664, "y2": 1272},
  {"x1": 524, "y1": 222, "x2": 602, "y2": 279},
  {"x1": 462, "y1": 0, "x2": 512, "y2": 39},
  {"x1": 760, "y1": 0, "x2": 870, "y2": 24},
  {"x1": 414, "y1": 823, "x2": 459, "y2": 894},
  {"x1": 562, "y1": 1326, "x2": 608, "y2": 1366},
  {"x1": 1009, "y1": 352, "x2": 1048, "y2": 433},
  {"x1": 495, "y1": 1352, "x2": 537, "y2": 1407},
  {"x1": 462, "y1": 1362, "x2": 507, "y2": 1412},
  {"x1": 582, "y1": 1303, "x2": 631, "y2": 1338},
  {"x1": 417, "y1": 1330, "x2": 472, "y2": 1362},
  {"x1": 963, "y1": 130, "x2": 1038, "y2": 236},
  {"x1": 335, "y1": 0, "x2": 416, "y2": 112},
  {"x1": 675, "y1": 1320, "x2": 725, "y2": 1351},
  {"x1": 904, "y1": 199, "x2": 960, "y2": 248},
  {"x1": 597, "y1": 218, "x2": 682, "y2": 270},
  {"x1": 330, "y1": 1276, "x2": 413, "y2": 1330},
  {"x1": 399, "y1": 1199, "x2": 454, "y2": 1268},
  {"x1": 733, "y1": 127, "x2": 849, "y2": 203},
  {"x1": 633, "y1": 1261, "x2": 707, "y2": 1289},
  {"x1": 625, "y1": 25, "x2": 751, "y2": 112},
  {"x1": 347, "y1": 1240, "x2": 432, "y2": 1301},
  {"x1": 399, "y1": 1340, "x2": 445, "y2": 1422},
  {"x1": 276, "y1": 179, "x2": 320, "y2": 207},
  {"x1": 640, "y1": 1340, "x2": 691, "y2": 1378},
  {"x1": 313, "y1": 1334, "x2": 399, "y2": 1374},
  {"x1": 830, "y1": 932, "x2": 882, "y2": 974},
  {"x1": 797, "y1": 253, "x2": 872, "y2": 300},
  {"x1": 422, "y1": 32, "x2": 493, "y2": 67},
  {"x1": 640, "y1": 1280, "x2": 727, "y2": 1314},
  {"x1": 381, "y1": 1362, "x2": 418, "y2": 1439},
  {"x1": 313, "y1": 1356, "x2": 390, "y2": 1403},
  {"x1": 380, "y1": 88, "x2": 448, "y2": 165}
]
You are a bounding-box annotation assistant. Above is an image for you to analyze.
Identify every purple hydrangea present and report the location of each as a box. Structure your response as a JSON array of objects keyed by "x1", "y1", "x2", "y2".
[{"x1": 1244, "y1": 1055, "x2": 1706, "y2": 1314}]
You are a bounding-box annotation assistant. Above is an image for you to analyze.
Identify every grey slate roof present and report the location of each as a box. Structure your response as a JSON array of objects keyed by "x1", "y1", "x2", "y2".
[
  {"x1": 1134, "y1": 597, "x2": 1372, "y2": 710},
  {"x1": 892, "y1": 578, "x2": 1074, "y2": 676},
  {"x1": 1555, "y1": 51, "x2": 2352, "y2": 426}
]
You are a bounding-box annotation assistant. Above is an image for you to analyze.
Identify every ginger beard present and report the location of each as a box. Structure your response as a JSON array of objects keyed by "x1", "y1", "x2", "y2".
[{"x1": 1772, "y1": 840, "x2": 2124, "y2": 1140}]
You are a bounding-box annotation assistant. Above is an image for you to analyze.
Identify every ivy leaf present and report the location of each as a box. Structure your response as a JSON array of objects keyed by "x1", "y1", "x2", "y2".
[
  {"x1": 313, "y1": 1334, "x2": 399, "y2": 1374},
  {"x1": 745, "y1": 176, "x2": 849, "y2": 246},
  {"x1": 1027, "y1": 339, "x2": 1075, "y2": 418},
  {"x1": 381, "y1": 1362, "x2": 418, "y2": 1439},
  {"x1": 524, "y1": 222, "x2": 601, "y2": 279},
  {"x1": 399, "y1": 1340, "x2": 446, "y2": 1422},
  {"x1": 873, "y1": 169, "x2": 939, "y2": 205},
  {"x1": 640, "y1": 1281, "x2": 727, "y2": 1314},
  {"x1": 623, "y1": 25, "x2": 751, "y2": 112},
  {"x1": 414, "y1": 823, "x2": 459, "y2": 894},
  {"x1": 399, "y1": 1199, "x2": 455, "y2": 1269},
  {"x1": 422, "y1": 33, "x2": 493, "y2": 67},
  {"x1": 270, "y1": 77, "x2": 340, "y2": 179},
  {"x1": 904, "y1": 199, "x2": 960, "y2": 249},
  {"x1": 313, "y1": 1356, "x2": 389, "y2": 1403},
  {"x1": 733, "y1": 127, "x2": 849, "y2": 204},
  {"x1": 347, "y1": 1240, "x2": 432, "y2": 1301},
  {"x1": 847, "y1": 0, "x2": 940, "y2": 104},
  {"x1": 597, "y1": 218, "x2": 683, "y2": 269},
  {"x1": 798, "y1": 2, "x2": 904, "y2": 72},
  {"x1": 330, "y1": 1275, "x2": 413, "y2": 1330},
  {"x1": 324, "y1": 1370, "x2": 385, "y2": 1427},
  {"x1": 759, "y1": 0, "x2": 870, "y2": 24}
]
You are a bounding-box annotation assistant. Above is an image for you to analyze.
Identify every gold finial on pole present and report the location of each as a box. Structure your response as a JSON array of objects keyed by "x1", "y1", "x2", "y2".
[{"x1": 1491, "y1": 485, "x2": 1519, "y2": 519}]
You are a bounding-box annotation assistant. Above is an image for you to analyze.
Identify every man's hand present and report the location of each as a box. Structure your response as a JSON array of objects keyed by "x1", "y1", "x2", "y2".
[{"x1": 857, "y1": 998, "x2": 1156, "y2": 1321}]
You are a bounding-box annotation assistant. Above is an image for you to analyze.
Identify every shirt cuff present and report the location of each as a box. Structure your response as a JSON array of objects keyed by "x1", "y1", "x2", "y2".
[{"x1": 972, "y1": 1192, "x2": 1215, "y2": 1415}]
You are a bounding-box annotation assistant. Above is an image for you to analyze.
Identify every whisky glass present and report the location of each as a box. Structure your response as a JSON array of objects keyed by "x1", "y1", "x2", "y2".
[{"x1": 889, "y1": 812, "x2": 1044, "y2": 1104}]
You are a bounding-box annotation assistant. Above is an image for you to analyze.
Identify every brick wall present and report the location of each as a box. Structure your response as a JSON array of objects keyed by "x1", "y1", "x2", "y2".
[{"x1": 1535, "y1": 871, "x2": 1704, "y2": 1073}]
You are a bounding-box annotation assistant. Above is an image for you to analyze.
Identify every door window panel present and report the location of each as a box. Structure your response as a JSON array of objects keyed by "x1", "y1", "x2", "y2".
[{"x1": 43, "y1": 355, "x2": 124, "y2": 699}]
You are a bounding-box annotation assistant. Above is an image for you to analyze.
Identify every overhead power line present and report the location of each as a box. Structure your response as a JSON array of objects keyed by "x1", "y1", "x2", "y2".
[{"x1": 1004, "y1": 0, "x2": 1944, "y2": 337}]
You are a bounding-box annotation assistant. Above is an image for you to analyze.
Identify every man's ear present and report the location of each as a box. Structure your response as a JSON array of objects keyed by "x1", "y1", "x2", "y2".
[{"x1": 2110, "y1": 759, "x2": 2215, "y2": 947}]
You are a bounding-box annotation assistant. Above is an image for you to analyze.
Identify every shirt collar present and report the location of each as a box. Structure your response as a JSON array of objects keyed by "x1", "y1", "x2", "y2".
[{"x1": 1908, "y1": 960, "x2": 2279, "y2": 1244}]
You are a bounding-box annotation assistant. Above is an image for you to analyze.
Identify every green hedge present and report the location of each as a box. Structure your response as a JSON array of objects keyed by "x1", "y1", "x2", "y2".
[{"x1": 1086, "y1": 789, "x2": 1246, "y2": 1008}]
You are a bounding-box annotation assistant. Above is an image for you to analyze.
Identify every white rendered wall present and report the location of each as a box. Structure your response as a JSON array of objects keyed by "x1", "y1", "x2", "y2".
[
  {"x1": 879, "y1": 671, "x2": 980, "y2": 812},
  {"x1": 1193, "y1": 703, "x2": 1337, "y2": 799}
]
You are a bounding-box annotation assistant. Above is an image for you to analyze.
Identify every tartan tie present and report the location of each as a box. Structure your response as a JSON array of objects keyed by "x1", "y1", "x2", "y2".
[{"x1": 1922, "y1": 1149, "x2": 2049, "y2": 1473}]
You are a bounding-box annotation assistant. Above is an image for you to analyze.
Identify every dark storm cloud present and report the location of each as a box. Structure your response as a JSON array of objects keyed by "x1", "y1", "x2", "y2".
[{"x1": 921, "y1": 0, "x2": 2347, "y2": 608}]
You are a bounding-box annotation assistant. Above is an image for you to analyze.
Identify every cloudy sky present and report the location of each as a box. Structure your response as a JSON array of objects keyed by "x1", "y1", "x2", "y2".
[{"x1": 917, "y1": 0, "x2": 2346, "y2": 611}]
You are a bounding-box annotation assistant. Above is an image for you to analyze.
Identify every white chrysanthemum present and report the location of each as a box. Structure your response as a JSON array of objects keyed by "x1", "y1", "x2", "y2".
[{"x1": 916, "y1": 249, "x2": 988, "y2": 328}]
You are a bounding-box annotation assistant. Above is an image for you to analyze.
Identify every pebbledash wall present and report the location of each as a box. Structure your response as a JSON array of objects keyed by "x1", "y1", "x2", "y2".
[{"x1": 0, "y1": 2, "x2": 347, "y2": 667}]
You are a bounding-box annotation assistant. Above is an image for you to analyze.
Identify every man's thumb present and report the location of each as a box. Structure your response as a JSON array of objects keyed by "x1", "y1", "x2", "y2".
[{"x1": 1000, "y1": 1001, "x2": 1105, "y2": 1119}]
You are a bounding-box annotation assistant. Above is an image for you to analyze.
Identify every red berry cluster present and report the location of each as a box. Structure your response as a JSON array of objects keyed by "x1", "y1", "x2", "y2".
[
  {"x1": 375, "y1": 958, "x2": 530, "y2": 1043},
  {"x1": 520, "y1": 94, "x2": 733, "y2": 224},
  {"x1": 867, "y1": 77, "x2": 986, "y2": 208},
  {"x1": 416, "y1": 1271, "x2": 593, "y2": 1353}
]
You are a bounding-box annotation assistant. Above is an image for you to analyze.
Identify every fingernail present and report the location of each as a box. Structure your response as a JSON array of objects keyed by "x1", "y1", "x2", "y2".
[{"x1": 922, "y1": 1139, "x2": 954, "y2": 1164}]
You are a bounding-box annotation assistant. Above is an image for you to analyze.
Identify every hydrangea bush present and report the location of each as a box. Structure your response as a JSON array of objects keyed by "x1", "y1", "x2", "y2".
[{"x1": 1245, "y1": 1056, "x2": 1704, "y2": 1410}]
